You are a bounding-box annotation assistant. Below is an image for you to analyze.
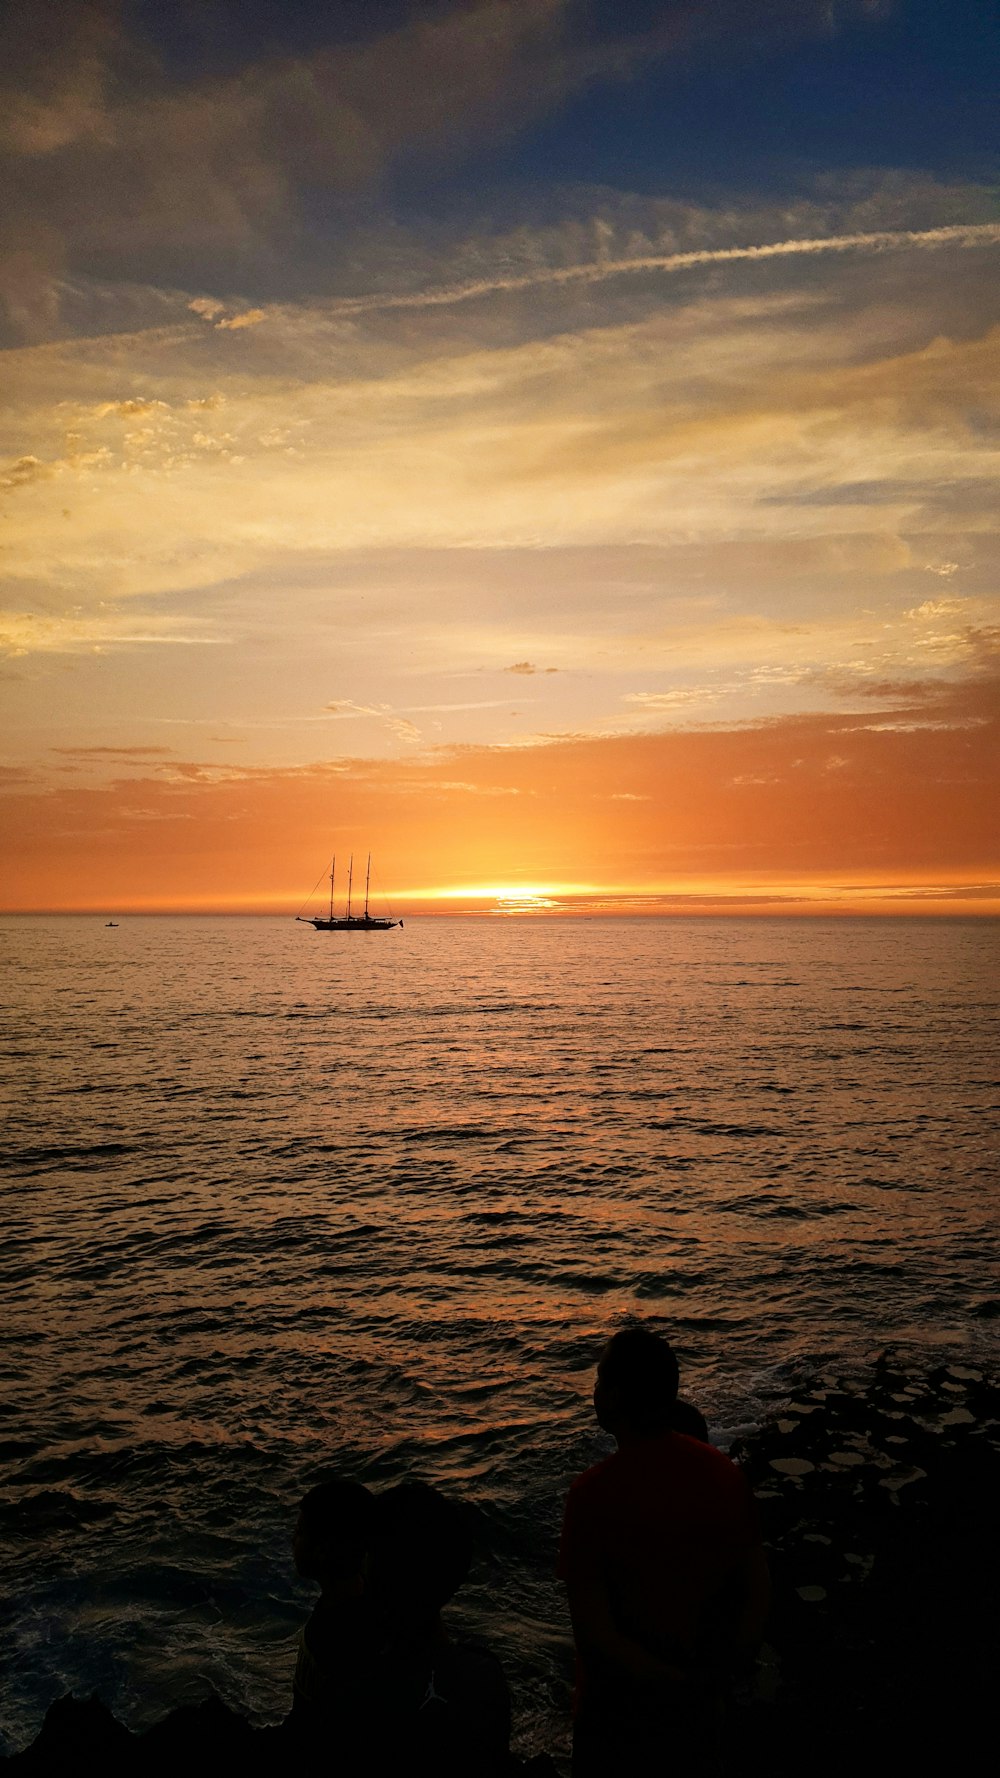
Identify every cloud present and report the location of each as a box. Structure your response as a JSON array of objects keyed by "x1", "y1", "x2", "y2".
[
  {"x1": 856, "y1": 717, "x2": 987, "y2": 732},
  {"x1": 769, "y1": 476, "x2": 999, "y2": 513},
  {"x1": 189, "y1": 297, "x2": 226, "y2": 320},
  {"x1": 215, "y1": 309, "x2": 267, "y2": 331},
  {"x1": 406, "y1": 699, "x2": 516, "y2": 713},
  {"x1": 323, "y1": 699, "x2": 421, "y2": 746},
  {"x1": 3, "y1": 6, "x2": 997, "y2": 908},
  {"x1": 3, "y1": 669, "x2": 996, "y2": 911},
  {"x1": 51, "y1": 744, "x2": 173, "y2": 758},
  {"x1": 0, "y1": 1, "x2": 579, "y2": 336},
  {"x1": 625, "y1": 688, "x2": 726, "y2": 711},
  {"x1": 2, "y1": 164, "x2": 996, "y2": 776},
  {"x1": 325, "y1": 701, "x2": 384, "y2": 719},
  {"x1": 0, "y1": 609, "x2": 221, "y2": 657},
  {"x1": 2, "y1": 455, "x2": 56, "y2": 488},
  {"x1": 326, "y1": 220, "x2": 1000, "y2": 319},
  {"x1": 905, "y1": 598, "x2": 966, "y2": 620},
  {"x1": 0, "y1": 1, "x2": 915, "y2": 341},
  {"x1": 433, "y1": 780, "x2": 524, "y2": 796},
  {"x1": 12, "y1": 252, "x2": 994, "y2": 608},
  {"x1": 2, "y1": 443, "x2": 117, "y2": 489}
]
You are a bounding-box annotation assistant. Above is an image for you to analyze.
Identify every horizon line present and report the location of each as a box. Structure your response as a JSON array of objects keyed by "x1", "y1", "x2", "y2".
[{"x1": 3, "y1": 905, "x2": 998, "y2": 921}]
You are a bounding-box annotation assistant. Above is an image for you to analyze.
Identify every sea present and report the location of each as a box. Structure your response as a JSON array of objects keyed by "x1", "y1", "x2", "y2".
[{"x1": 1, "y1": 914, "x2": 998, "y2": 1759}]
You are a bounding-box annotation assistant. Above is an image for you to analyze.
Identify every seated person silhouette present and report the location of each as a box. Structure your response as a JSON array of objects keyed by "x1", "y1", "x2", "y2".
[
  {"x1": 367, "y1": 1481, "x2": 512, "y2": 1776},
  {"x1": 291, "y1": 1476, "x2": 510, "y2": 1776},
  {"x1": 558, "y1": 1327, "x2": 769, "y2": 1777},
  {"x1": 291, "y1": 1477, "x2": 382, "y2": 1762}
]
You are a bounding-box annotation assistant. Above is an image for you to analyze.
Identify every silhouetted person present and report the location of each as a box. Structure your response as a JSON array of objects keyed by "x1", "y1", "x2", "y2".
[
  {"x1": 290, "y1": 1477, "x2": 382, "y2": 1763},
  {"x1": 367, "y1": 1481, "x2": 511, "y2": 1776},
  {"x1": 290, "y1": 1477, "x2": 510, "y2": 1776},
  {"x1": 558, "y1": 1327, "x2": 769, "y2": 1776}
]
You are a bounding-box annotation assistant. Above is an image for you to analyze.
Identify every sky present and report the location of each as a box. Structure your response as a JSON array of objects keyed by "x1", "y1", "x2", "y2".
[{"x1": 2, "y1": 0, "x2": 998, "y2": 915}]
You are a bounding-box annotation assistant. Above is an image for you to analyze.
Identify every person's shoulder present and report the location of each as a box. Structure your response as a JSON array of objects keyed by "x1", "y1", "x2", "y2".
[
  {"x1": 604, "y1": 1431, "x2": 749, "y2": 1503},
  {"x1": 671, "y1": 1433, "x2": 751, "y2": 1484},
  {"x1": 675, "y1": 1431, "x2": 737, "y2": 1464},
  {"x1": 562, "y1": 1451, "x2": 626, "y2": 1528},
  {"x1": 566, "y1": 1449, "x2": 619, "y2": 1498},
  {"x1": 668, "y1": 1436, "x2": 759, "y2": 1535}
]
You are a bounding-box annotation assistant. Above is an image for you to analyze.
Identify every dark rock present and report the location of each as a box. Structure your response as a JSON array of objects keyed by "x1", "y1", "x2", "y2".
[
  {"x1": 139, "y1": 1692, "x2": 257, "y2": 1774},
  {"x1": 3, "y1": 1695, "x2": 134, "y2": 1775},
  {"x1": 727, "y1": 1354, "x2": 1000, "y2": 1774}
]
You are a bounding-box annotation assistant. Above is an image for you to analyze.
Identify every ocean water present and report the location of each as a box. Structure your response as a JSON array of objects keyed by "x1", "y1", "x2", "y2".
[{"x1": 1, "y1": 914, "x2": 998, "y2": 1757}]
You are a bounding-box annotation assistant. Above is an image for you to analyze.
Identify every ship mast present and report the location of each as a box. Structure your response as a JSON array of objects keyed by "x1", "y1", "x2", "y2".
[
  {"x1": 329, "y1": 856, "x2": 335, "y2": 923},
  {"x1": 364, "y1": 853, "x2": 371, "y2": 918},
  {"x1": 346, "y1": 855, "x2": 353, "y2": 919}
]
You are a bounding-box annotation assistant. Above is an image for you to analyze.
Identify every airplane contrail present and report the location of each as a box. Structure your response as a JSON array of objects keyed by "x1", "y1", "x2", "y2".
[{"x1": 331, "y1": 220, "x2": 1000, "y2": 316}]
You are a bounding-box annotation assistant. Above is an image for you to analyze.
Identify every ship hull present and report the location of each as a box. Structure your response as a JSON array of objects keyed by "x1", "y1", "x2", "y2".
[{"x1": 306, "y1": 916, "x2": 397, "y2": 931}]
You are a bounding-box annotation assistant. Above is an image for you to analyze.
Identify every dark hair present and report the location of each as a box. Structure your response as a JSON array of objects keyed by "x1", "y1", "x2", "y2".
[
  {"x1": 599, "y1": 1326, "x2": 680, "y2": 1433},
  {"x1": 298, "y1": 1478, "x2": 376, "y2": 1540},
  {"x1": 373, "y1": 1482, "x2": 474, "y2": 1618},
  {"x1": 669, "y1": 1396, "x2": 710, "y2": 1443}
]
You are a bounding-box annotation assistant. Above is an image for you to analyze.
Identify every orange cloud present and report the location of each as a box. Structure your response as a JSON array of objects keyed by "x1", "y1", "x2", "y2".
[
  {"x1": 215, "y1": 309, "x2": 266, "y2": 331},
  {"x1": 3, "y1": 673, "x2": 996, "y2": 914}
]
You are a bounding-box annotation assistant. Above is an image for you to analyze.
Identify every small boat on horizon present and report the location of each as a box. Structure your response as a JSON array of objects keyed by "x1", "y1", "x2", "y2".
[
  {"x1": 296, "y1": 854, "x2": 400, "y2": 932},
  {"x1": 105, "y1": 921, "x2": 119, "y2": 927}
]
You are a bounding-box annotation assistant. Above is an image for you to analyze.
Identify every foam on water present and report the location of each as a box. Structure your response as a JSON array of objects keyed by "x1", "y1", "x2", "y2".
[{"x1": 1, "y1": 914, "x2": 998, "y2": 1755}]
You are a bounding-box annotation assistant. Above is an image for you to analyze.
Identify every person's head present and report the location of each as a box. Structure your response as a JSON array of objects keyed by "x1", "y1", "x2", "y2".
[
  {"x1": 369, "y1": 1481, "x2": 474, "y2": 1631},
  {"x1": 593, "y1": 1326, "x2": 680, "y2": 1441},
  {"x1": 294, "y1": 1478, "x2": 377, "y2": 1595}
]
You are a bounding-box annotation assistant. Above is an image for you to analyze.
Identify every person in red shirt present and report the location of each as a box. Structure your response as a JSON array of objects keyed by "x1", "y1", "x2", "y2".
[{"x1": 558, "y1": 1328, "x2": 769, "y2": 1775}]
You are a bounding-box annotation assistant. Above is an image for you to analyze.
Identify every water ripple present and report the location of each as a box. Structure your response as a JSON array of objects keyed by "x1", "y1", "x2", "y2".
[{"x1": 0, "y1": 913, "x2": 998, "y2": 1754}]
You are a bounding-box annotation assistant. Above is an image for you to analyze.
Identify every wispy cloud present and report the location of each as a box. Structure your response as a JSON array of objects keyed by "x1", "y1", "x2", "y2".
[
  {"x1": 1, "y1": 1, "x2": 906, "y2": 340},
  {"x1": 51, "y1": 744, "x2": 174, "y2": 758},
  {"x1": 2, "y1": 110, "x2": 997, "y2": 801},
  {"x1": 324, "y1": 700, "x2": 421, "y2": 745},
  {"x1": 0, "y1": 610, "x2": 222, "y2": 657},
  {"x1": 215, "y1": 309, "x2": 267, "y2": 332},
  {"x1": 324, "y1": 221, "x2": 1000, "y2": 317}
]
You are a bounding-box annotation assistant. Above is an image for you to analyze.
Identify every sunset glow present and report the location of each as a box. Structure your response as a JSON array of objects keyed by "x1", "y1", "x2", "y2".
[{"x1": 2, "y1": 2, "x2": 998, "y2": 916}]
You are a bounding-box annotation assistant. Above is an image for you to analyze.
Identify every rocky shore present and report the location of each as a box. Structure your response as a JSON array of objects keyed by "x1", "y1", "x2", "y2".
[
  {"x1": 727, "y1": 1351, "x2": 1000, "y2": 1772},
  {"x1": 5, "y1": 1353, "x2": 997, "y2": 1774}
]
